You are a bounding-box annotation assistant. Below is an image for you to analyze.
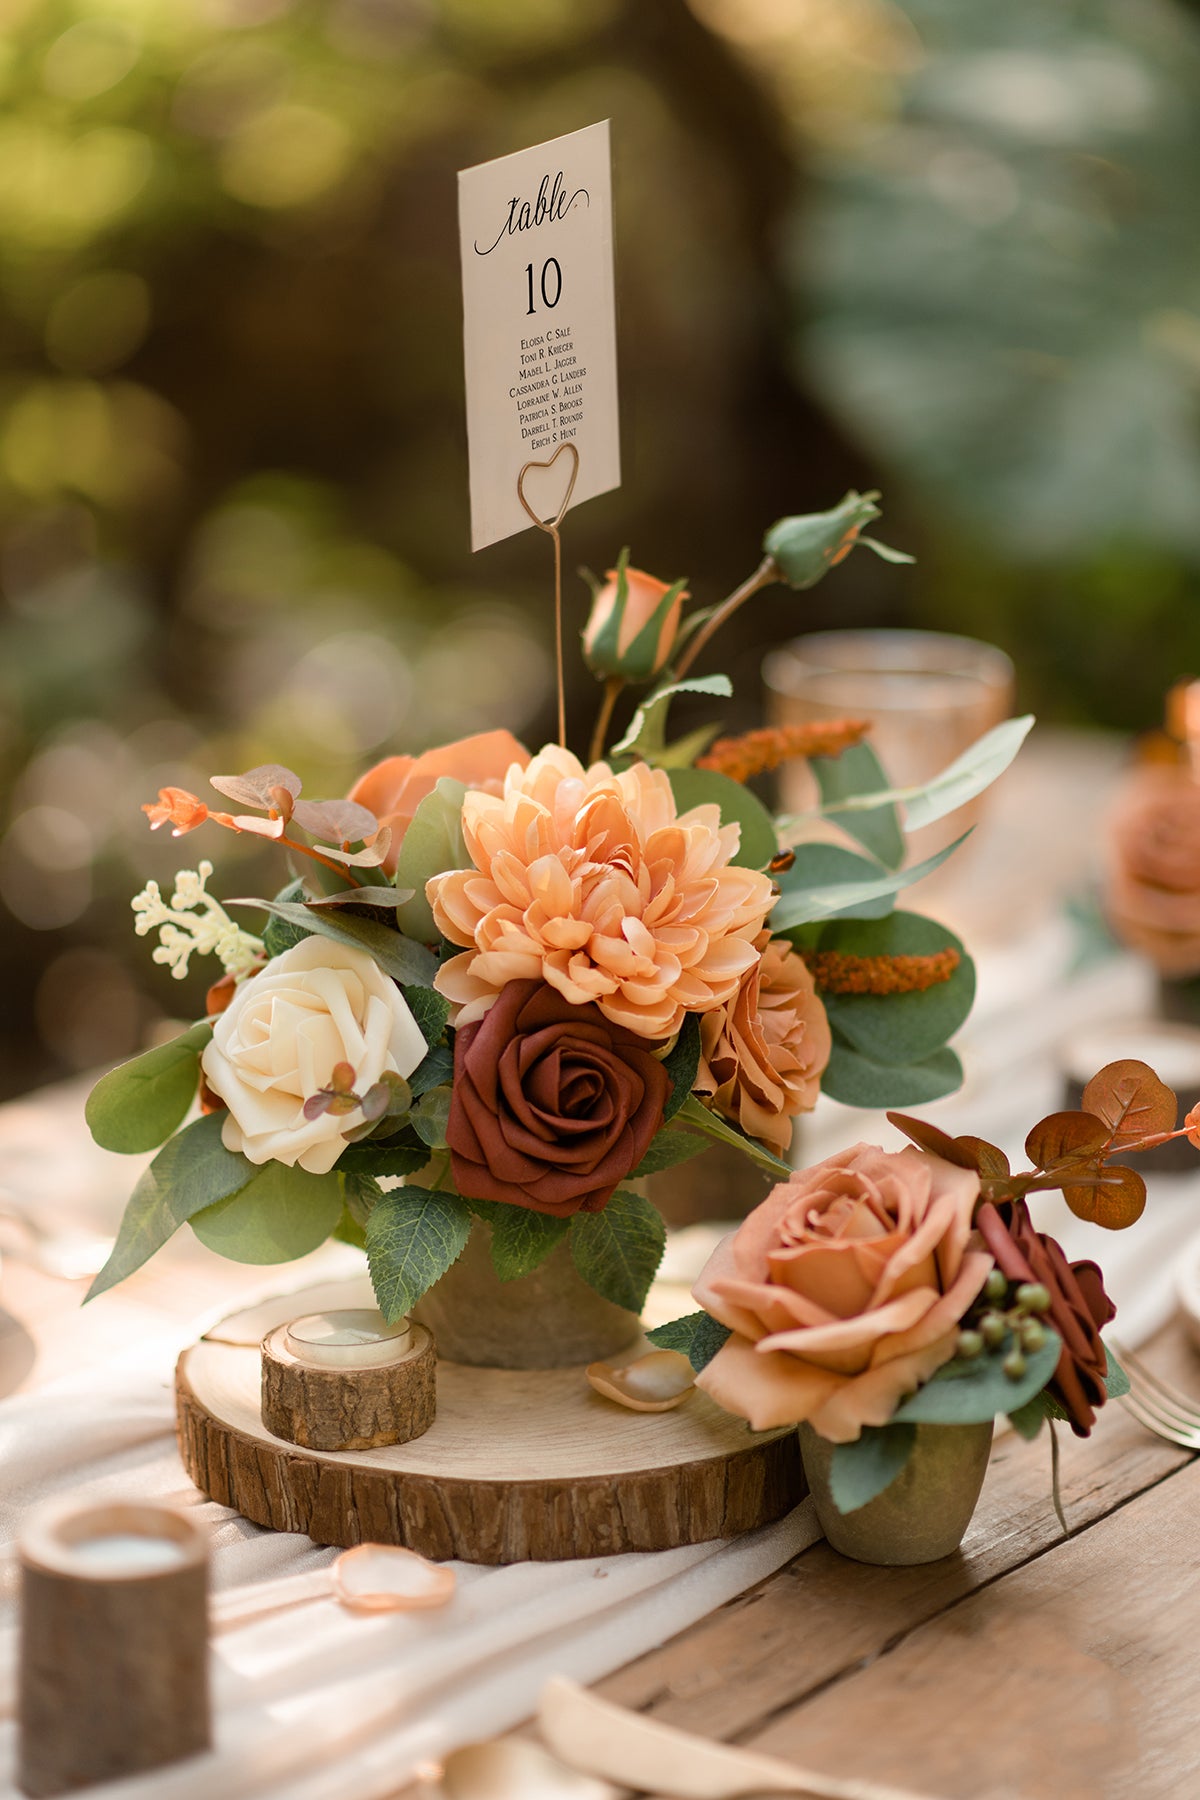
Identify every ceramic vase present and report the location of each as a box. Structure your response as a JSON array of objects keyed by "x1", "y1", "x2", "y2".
[{"x1": 798, "y1": 1418, "x2": 994, "y2": 1565}]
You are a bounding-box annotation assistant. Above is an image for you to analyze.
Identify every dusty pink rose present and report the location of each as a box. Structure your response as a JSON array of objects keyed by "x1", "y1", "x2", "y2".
[
  {"x1": 1105, "y1": 762, "x2": 1200, "y2": 975},
  {"x1": 348, "y1": 730, "x2": 529, "y2": 877},
  {"x1": 695, "y1": 932, "x2": 831, "y2": 1155},
  {"x1": 694, "y1": 1143, "x2": 992, "y2": 1440},
  {"x1": 582, "y1": 564, "x2": 687, "y2": 681}
]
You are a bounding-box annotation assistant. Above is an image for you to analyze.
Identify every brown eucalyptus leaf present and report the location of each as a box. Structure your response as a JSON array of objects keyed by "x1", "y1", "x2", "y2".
[
  {"x1": 886, "y1": 1111, "x2": 976, "y2": 1169},
  {"x1": 1025, "y1": 1110, "x2": 1109, "y2": 1171},
  {"x1": 1063, "y1": 1162, "x2": 1147, "y2": 1231},
  {"x1": 210, "y1": 764, "x2": 303, "y2": 809},
  {"x1": 1080, "y1": 1059, "x2": 1177, "y2": 1145},
  {"x1": 953, "y1": 1134, "x2": 1011, "y2": 1178},
  {"x1": 291, "y1": 796, "x2": 379, "y2": 843}
]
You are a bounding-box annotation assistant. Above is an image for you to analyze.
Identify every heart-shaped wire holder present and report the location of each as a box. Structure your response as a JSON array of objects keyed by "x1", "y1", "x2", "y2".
[{"x1": 517, "y1": 441, "x2": 580, "y2": 748}]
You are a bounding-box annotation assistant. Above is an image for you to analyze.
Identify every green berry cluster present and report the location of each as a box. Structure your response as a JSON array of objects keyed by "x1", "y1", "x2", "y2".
[{"x1": 956, "y1": 1268, "x2": 1053, "y2": 1380}]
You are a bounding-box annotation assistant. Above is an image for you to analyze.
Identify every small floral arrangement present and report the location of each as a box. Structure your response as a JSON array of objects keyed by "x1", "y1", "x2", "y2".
[
  {"x1": 1103, "y1": 680, "x2": 1200, "y2": 978},
  {"x1": 85, "y1": 492, "x2": 1029, "y2": 1329},
  {"x1": 651, "y1": 1058, "x2": 1200, "y2": 1522}
]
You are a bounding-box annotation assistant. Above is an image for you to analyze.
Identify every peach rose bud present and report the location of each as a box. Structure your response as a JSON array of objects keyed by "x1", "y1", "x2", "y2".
[{"x1": 582, "y1": 550, "x2": 687, "y2": 682}]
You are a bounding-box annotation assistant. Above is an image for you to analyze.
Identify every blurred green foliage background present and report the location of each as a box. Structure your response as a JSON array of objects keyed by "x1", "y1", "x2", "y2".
[{"x1": 2, "y1": 0, "x2": 1198, "y2": 1097}]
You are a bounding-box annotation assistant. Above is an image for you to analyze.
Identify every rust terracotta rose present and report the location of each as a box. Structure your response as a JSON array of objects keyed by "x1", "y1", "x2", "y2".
[
  {"x1": 1105, "y1": 762, "x2": 1200, "y2": 975},
  {"x1": 975, "y1": 1199, "x2": 1116, "y2": 1436},
  {"x1": 446, "y1": 978, "x2": 670, "y2": 1218},
  {"x1": 348, "y1": 730, "x2": 529, "y2": 877},
  {"x1": 693, "y1": 1143, "x2": 992, "y2": 1439},
  {"x1": 696, "y1": 931, "x2": 831, "y2": 1155}
]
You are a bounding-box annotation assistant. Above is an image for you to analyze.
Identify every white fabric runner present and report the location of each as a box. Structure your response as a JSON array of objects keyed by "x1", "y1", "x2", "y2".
[{"x1": 0, "y1": 926, "x2": 1194, "y2": 1797}]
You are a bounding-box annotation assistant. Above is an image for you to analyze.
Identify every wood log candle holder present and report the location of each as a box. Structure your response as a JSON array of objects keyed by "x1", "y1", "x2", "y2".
[
  {"x1": 261, "y1": 1308, "x2": 436, "y2": 1452},
  {"x1": 18, "y1": 1498, "x2": 210, "y2": 1797}
]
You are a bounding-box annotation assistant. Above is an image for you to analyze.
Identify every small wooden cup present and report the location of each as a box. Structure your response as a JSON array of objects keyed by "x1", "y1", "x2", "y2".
[
  {"x1": 261, "y1": 1310, "x2": 436, "y2": 1452},
  {"x1": 18, "y1": 1498, "x2": 210, "y2": 1797}
]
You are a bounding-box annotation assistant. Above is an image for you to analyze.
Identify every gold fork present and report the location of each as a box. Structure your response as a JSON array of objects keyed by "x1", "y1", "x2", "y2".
[{"x1": 1111, "y1": 1339, "x2": 1200, "y2": 1449}]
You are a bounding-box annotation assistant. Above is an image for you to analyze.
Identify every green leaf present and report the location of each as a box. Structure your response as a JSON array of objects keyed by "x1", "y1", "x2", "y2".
[
  {"x1": 190, "y1": 1161, "x2": 343, "y2": 1264},
  {"x1": 675, "y1": 1094, "x2": 792, "y2": 1176},
  {"x1": 410, "y1": 1042, "x2": 454, "y2": 1097},
  {"x1": 85, "y1": 1111, "x2": 254, "y2": 1300},
  {"x1": 366, "y1": 1186, "x2": 472, "y2": 1322},
  {"x1": 633, "y1": 1130, "x2": 707, "y2": 1178},
  {"x1": 85, "y1": 1021, "x2": 212, "y2": 1154},
  {"x1": 261, "y1": 877, "x2": 311, "y2": 956},
  {"x1": 811, "y1": 740, "x2": 905, "y2": 869},
  {"x1": 402, "y1": 985, "x2": 450, "y2": 1048},
  {"x1": 232, "y1": 898, "x2": 438, "y2": 986},
  {"x1": 646, "y1": 1310, "x2": 732, "y2": 1372},
  {"x1": 903, "y1": 716, "x2": 1034, "y2": 833},
  {"x1": 892, "y1": 1330, "x2": 1062, "y2": 1426},
  {"x1": 411, "y1": 1085, "x2": 452, "y2": 1149},
  {"x1": 392, "y1": 778, "x2": 469, "y2": 944},
  {"x1": 828, "y1": 1423, "x2": 916, "y2": 1514},
  {"x1": 770, "y1": 833, "x2": 968, "y2": 930},
  {"x1": 469, "y1": 1199, "x2": 571, "y2": 1281},
  {"x1": 340, "y1": 1168, "x2": 384, "y2": 1230},
  {"x1": 1007, "y1": 1394, "x2": 1049, "y2": 1441},
  {"x1": 662, "y1": 1014, "x2": 702, "y2": 1122},
  {"x1": 569, "y1": 1188, "x2": 666, "y2": 1312},
  {"x1": 763, "y1": 491, "x2": 896, "y2": 590},
  {"x1": 653, "y1": 723, "x2": 723, "y2": 771},
  {"x1": 667, "y1": 767, "x2": 778, "y2": 870},
  {"x1": 775, "y1": 842, "x2": 893, "y2": 924},
  {"x1": 821, "y1": 1040, "x2": 963, "y2": 1108},
  {"x1": 817, "y1": 912, "x2": 976, "y2": 1066},
  {"x1": 610, "y1": 675, "x2": 732, "y2": 764},
  {"x1": 336, "y1": 1138, "x2": 429, "y2": 1178},
  {"x1": 1103, "y1": 1341, "x2": 1130, "y2": 1399}
]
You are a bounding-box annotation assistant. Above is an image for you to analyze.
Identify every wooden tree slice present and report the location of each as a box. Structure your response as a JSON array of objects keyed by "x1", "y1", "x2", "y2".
[{"x1": 176, "y1": 1308, "x2": 804, "y2": 1564}]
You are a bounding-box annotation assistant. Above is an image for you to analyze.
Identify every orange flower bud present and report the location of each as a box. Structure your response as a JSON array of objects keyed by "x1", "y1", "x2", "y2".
[{"x1": 582, "y1": 551, "x2": 687, "y2": 682}]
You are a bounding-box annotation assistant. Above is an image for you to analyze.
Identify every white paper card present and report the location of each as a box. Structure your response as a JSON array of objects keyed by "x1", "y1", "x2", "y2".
[{"x1": 459, "y1": 121, "x2": 620, "y2": 551}]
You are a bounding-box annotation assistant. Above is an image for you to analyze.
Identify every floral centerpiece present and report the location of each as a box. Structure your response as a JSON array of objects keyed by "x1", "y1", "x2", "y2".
[
  {"x1": 85, "y1": 492, "x2": 1029, "y2": 1371},
  {"x1": 648, "y1": 1056, "x2": 1200, "y2": 1561}
]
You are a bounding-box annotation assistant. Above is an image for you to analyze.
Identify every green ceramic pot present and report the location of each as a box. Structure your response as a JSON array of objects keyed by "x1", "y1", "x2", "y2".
[{"x1": 799, "y1": 1418, "x2": 994, "y2": 1565}]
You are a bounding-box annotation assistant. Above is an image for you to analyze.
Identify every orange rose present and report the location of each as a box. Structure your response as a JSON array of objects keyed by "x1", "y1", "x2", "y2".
[
  {"x1": 695, "y1": 932, "x2": 831, "y2": 1155},
  {"x1": 348, "y1": 730, "x2": 529, "y2": 877},
  {"x1": 582, "y1": 562, "x2": 687, "y2": 681},
  {"x1": 1105, "y1": 762, "x2": 1200, "y2": 975},
  {"x1": 694, "y1": 1143, "x2": 992, "y2": 1440}
]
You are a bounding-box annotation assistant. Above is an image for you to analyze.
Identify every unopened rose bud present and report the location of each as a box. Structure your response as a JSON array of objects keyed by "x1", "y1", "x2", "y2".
[
  {"x1": 984, "y1": 1269, "x2": 1008, "y2": 1304},
  {"x1": 1016, "y1": 1282, "x2": 1052, "y2": 1314},
  {"x1": 762, "y1": 490, "x2": 913, "y2": 591},
  {"x1": 980, "y1": 1312, "x2": 1007, "y2": 1349},
  {"x1": 581, "y1": 550, "x2": 688, "y2": 683},
  {"x1": 957, "y1": 1328, "x2": 984, "y2": 1360}
]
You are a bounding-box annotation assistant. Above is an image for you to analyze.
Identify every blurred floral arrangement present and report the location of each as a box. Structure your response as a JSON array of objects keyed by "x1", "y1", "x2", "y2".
[
  {"x1": 84, "y1": 492, "x2": 1030, "y2": 1328},
  {"x1": 650, "y1": 1059, "x2": 1200, "y2": 1525},
  {"x1": 1104, "y1": 682, "x2": 1200, "y2": 983}
]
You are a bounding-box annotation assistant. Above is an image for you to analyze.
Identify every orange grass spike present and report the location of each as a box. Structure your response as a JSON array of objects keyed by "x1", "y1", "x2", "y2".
[
  {"x1": 801, "y1": 947, "x2": 961, "y2": 996},
  {"x1": 697, "y1": 719, "x2": 869, "y2": 784}
]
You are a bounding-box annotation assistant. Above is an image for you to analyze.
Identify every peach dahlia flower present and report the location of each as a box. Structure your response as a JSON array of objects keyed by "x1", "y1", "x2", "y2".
[{"x1": 427, "y1": 746, "x2": 776, "y2": 1039}]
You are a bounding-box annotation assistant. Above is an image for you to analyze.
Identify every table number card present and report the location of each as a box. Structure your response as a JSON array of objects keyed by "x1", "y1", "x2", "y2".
[{"x1": 459, "y1": 121, "x2": 620, "y2": 551}]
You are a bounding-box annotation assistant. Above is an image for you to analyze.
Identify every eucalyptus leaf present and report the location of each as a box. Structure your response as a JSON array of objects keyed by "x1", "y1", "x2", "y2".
[
  {"x1": 190, "y1": 1161, "x2": 343, "y2": 1264},
  {"x1": 770, "y1": 833, "x2": 969, "y2": 931},
  {"x1": 821, "y1": 1039, "x2": 963, "y2": 1109},
  {"x1": 667, "y1": 767, "x2": 778, "y2": 870},
  {"x1": 810, "y1": 740, "x2": 904, "y2": 869},
  {"x1": 610, "y1": 675, "x2": 732, "y2": 763},
  {"x1": 633, "y1": 1130, "x2": 708, "y2": 1178},
  {"x1": 336, "y1": 1139, "x2": 429, "y2": 1178},
  {"x1": 800, "y1": 717, "x2": 1034, "y2": 838},
  {"x1": 569, "y1": 1188, "x2": 665, "y2": 1312},
  {"x1": 392, "y1": 778, "x2": 469, "y2": 944},
  {"x1": 85, "y1": 1021, "x2": 212, "y2": 1154},
  {"x1": 774, "y1": 841, "x2": 893, "y2": 925},
  {"x1": 470, "y1": 1200, "x2": 570, "y2": 1281},
  {"x1": 231, "y1": 897, "x2": 437, "y2": 986},
  {"x1": 646, "y1": 1310, "x2": 732, "y2": 1372},
  {"x1": 1103, "y1": 1341, "x2": 1130, "y2": 1399},
  {"x1": 892, "y1": 1330, "x2": 1062, "y2": 1426},
  {"x1": 828, "y1": 1422, "x2": 917, "y2": 1513},
  {"x1": 86, "y1": 1111, "x2": 254, "y2": 1300},
  {"x1": 818, "y1": 912, "x2": 975, "y2": 1067},
  {"x1": 411, "y1": 1085, "x2": 452, "y2": 1149},
  {"x1": 365, "y1": 1185, "x2": 472, "y2": 1323},
  {"x1": 675, "y1": 1094, "x2": 793, "y2": 1176}
]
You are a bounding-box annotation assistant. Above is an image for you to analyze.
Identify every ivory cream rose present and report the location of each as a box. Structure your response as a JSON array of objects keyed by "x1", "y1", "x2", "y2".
[
  {"x1": 201, "y1": 937, "x2": 427, "y2": 1174},
  {"x1": 694, "y1": 1143, "x2": 992, "y2": 1440}
]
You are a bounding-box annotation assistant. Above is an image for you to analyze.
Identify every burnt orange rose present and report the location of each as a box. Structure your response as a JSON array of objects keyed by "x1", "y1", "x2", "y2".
[
  {"x1": 1105, "y1": 763, "x2": 1200, "y2": 975},
  {"x1": 695, "y1": 932, "x2": 831, "y2": 1155},
  {"x1": 348, "y1": 730, "x2": 529, "y2": 876},
  {"x1": 694, "y1": 1143, "x2": 992, "y2": 1440}
]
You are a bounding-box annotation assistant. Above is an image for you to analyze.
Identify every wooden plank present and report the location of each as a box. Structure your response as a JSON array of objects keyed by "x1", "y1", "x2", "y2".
[
  {"x1": 747, "y1": 1454, "x2": 1200, "y2": 1800},
  {"x1": 596, "y1": 1326, "x2": 1196, "y2": 1742}
]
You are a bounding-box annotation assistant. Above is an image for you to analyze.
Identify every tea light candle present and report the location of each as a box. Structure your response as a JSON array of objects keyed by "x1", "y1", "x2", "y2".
[
  {"x1": 262, "y1": 1310, "x2": 437, "y2": 1452},
  {"x1": 18, "y1": 1499, "x2": 210, "y2": 1797},
  {"x1": 1060, "y1": 1016, "x2": 1200, "y2": 1174},
  {"x1": 284, "y1": 1307, "x2": 413, "y2": 1369}
]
